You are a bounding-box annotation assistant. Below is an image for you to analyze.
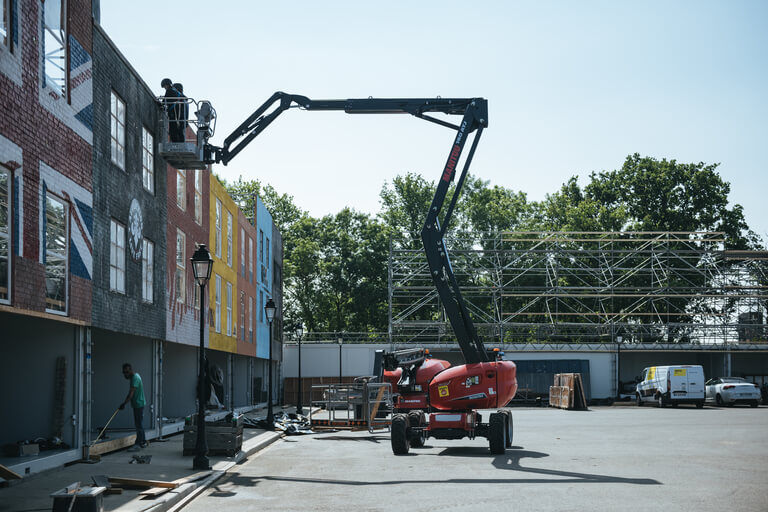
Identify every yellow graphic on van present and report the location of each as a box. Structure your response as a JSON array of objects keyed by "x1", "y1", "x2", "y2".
[
  {"x1": 673, "y1": 369, "x2": 687, "y2": 377},
  {"x1": 647, "y1": 367, "x2": 656, "y2": 380}
]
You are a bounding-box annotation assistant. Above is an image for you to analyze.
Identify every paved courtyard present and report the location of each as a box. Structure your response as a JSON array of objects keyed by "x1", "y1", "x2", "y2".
[{"x1": 184, "y1": 405, "x2": 768, "y2": 512}]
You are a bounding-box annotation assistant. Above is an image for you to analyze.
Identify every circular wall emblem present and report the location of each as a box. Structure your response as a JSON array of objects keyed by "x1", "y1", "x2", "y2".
[{"x1": 129, "y1": 198, "x2": 144, "y2": 260}]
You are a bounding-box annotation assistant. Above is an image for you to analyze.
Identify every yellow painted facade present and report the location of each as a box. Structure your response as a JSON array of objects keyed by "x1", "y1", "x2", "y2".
[{"x1": 208, "y1": 176, "x2": 238, "y2": 353}]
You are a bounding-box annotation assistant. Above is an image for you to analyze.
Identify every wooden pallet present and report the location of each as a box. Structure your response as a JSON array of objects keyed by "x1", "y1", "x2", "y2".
[{"x1": 549, "y1": 373, "x2": 588, "y2": 410}]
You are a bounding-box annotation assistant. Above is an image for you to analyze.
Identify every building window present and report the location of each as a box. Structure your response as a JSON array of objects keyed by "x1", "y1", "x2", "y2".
[
  {"x1": 266, "y1": 237, "x2": 270, "y2": 271},
  {"x1": 0, "y1": 168, "x2": 9, "y2": 303},
  {"x1": 45, "y1": 194, "x2": 68, "y2": 312},
  {"x1": 215, "y1": 199, "x2": 222, "y2": 257},
  {"x1": 109, "y1": 219, "x2": 125, "y2": 295},
  {"x1": 259, "y1": 229, "x2": 264, "y2": 264},
  {"x1": 110, "y1": 91, "x2": 125, "y2": 169},
  {"x1": 226, "y1": 281, "x2": 233, "y2": 336},
  {"x1": 227, "y1": 211, "x2": 233, "y2": 267},
  {"x1": 240, "y1": 293, "x2": 245, "y2": 340},
  {"x1": 248, "y1": 296, "x2": 253, "y2": 342},
  {"x1": 194, "y1": 171, "x2": 202, "y2": 224},
  {"x1": 248, "y1": 237, "x2": 253, "y2": 283},
  {"x1": 1, "y1": 0, "x2": 11, "y2": 50},
  {"x1": 43, "y1": 0, "x2": 67, "y2": 97},
  {"x1": 214, "y1": 274, "x2": 221, "y2": 333},
  {"x1": 142, "y1": 127, "x2": 154, "y2": 193},
  {"x1": 194, "y1": 281, "x2": 200, "y2": 310},
  {"x1": 176, "y1": 169, "x2": 186, "y2": 211},
  {"x1": 240, "y1": 228, "x2": 245, "y2": 277},
  {"x1": 142, "y1": 238, "x2": 153, "y2": 303},
  {"x1": 175, "y1": 229, "x2": 185, "y2": 303},
  {"x1": 259, "y1": 291, "x2": 263, "y2": 322}
]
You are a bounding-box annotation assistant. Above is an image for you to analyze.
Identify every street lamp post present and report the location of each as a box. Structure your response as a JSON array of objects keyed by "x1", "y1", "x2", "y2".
[
  {"x1": 264, "y1": 298, "x2": 277, "y2": 428},
  {"x1": 191, "y1": 245, "x2": 213, "y2": 470},
  {"x1": 295, "y1": 322, "x2": 304, "y2": 415},
  {"x1": 337, "y1": 333, "x2": 343, "y2": 384}
]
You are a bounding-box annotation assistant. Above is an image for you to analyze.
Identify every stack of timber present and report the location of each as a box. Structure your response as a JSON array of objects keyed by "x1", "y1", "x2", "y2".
[
  {"x1": 549, "y1": 373, "x2": 588, "y2": 410},
  {"x1": 183, "y1": 414, "x2": 243, "y2": 456}
]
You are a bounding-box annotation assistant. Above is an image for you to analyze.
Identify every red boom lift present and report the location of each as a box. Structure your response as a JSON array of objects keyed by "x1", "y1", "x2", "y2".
[{"x1": 200, "y1": 93, "x2": 518, "y2": 455}]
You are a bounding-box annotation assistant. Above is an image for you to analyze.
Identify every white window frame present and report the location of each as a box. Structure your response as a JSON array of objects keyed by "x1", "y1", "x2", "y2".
[
  {"x1": 142, "y1": 127, "x2": 154, "y2": 193},
  {"x1": 110, "y1": 91, "x2": 126, "y2": 169},
  {"x1": 215, "y1": 199, "x2": 222, "y2": 257},
  {"x1": 194, "y1": 171, "x2": 202, "y2": 224},
  {"x1": 1, "y1": 0, "x2": 12, "y2": 51},
  {"x1": 43, "y1": 0, "x2": 67, "y2": 98},
  {"x1": 0, "y1": 167, "x2": 10, "y2": 304},
  {"x1": 215, "y1": 274, "x2": 221, "y2": 333},
  {"x1": 226, "y1": 281, "x2": 233, "y2": 336},
  {"x1": 240, "y1": 293, "x2": 245, "y2": 340},
  {"x1": 109, "y1": 218, "x2": 125, "y2": 294},
  {"x1": 176, "y1": 169, "x2": 186, "y2": 211},
  {"x1": 175, "y1": 229, "x2": 185, "y2": 303},
  {"x1": 45, "y1": 193, "x2": 69, "y2": 313},
  {"x1": 227, "y1": 211, "x2": 233, "y2": 267},
  {"x1": 141, "y1": 238, "x2": 153, "y2": 303}
]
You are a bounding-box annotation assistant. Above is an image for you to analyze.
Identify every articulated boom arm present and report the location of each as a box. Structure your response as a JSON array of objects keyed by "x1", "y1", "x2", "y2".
[{"x1": 205, "y1": 92, "x2": 489, "y2": 364}]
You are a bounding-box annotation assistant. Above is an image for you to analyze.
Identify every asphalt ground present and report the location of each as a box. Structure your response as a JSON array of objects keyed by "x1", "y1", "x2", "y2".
[{"x1": 183, "y1": 405, "x2": 768, "y2": 512}]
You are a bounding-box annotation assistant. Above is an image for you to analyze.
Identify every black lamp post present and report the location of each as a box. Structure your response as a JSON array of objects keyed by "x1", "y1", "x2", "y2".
[
  {"x1": 264, "y1": 298, "x2": 277, "y2": 428},
  {"x1": 191, "y1": 244, "x2": 213, "y2": 470},
  {"x1": 295, "y1": 322, "x2": 304, "y2": 415}
]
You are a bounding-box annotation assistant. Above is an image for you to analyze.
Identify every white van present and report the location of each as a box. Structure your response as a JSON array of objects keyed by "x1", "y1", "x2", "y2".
[{"x1": 636, "y1": 365, "x2": 705, "y2": 408}]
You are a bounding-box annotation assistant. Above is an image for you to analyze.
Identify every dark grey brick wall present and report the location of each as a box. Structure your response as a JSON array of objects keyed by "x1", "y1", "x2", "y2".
[{"x1": 91, "y1": 26, "x2": 167, "y2": 338}]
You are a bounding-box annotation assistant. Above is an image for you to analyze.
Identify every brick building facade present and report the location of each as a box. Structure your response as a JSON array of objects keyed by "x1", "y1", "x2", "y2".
[{"x1": 0, "y1": 0, "x2": 283, "y2": 476}]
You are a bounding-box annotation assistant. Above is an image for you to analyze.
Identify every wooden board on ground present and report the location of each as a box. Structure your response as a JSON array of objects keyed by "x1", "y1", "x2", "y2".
[
  {"x1": 0, "y1": 463, "x2": 22, "y2": 480},
  {"x1": 139, "y1": 470, "x2": 212, "y2": 499},
  {"x1": 108, "y1": 477, "x2": 178, "y2": 489},
  {"x1": 89, "y1": 434, "x2": 137, "y2": 456}
]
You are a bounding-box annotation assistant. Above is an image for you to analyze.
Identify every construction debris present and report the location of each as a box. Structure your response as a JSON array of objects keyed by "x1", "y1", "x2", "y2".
[
  {"x1": 130, "y1": 454, "x2": 152, "y2": 464},
  {"x1": 242, "y1": 411, "x2": 314, "y2": 435},
  {"x1": 0, "y1": 463, "x2": 22, "y2": 480}
]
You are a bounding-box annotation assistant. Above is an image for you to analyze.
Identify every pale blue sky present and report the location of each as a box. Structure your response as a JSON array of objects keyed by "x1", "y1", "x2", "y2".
[{"x1": 102, "y1": 1, "x2": 768, "y2": 239}]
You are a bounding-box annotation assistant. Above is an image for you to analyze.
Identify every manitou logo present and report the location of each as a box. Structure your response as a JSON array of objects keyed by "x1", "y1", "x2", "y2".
[{"x1": 442, "y1": 144, "x2": 461, "y2": 183}]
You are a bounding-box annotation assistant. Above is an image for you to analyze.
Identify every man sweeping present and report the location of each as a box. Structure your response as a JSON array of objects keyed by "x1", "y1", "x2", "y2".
[{"x1": 120, "y1": 363, "x2": 147, "y2": 451}]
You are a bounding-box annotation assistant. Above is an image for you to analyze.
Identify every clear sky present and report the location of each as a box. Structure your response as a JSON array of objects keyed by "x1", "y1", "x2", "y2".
[{"x1": 101, "y1": 1, "x2": 768, "y2": 239}]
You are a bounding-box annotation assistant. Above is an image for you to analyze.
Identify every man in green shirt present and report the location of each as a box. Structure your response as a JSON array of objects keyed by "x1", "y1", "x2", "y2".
[{"x1": 120, "y1": 363, "x2": 146, "y2": 451}]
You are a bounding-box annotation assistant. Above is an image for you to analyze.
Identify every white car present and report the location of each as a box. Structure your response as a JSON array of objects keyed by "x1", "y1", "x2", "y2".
[{"x1": 705, "y1": 377, "x2": 762, "y2": 407}]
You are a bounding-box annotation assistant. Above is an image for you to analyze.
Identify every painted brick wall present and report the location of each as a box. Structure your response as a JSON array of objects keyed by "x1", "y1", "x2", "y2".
[
  {"x1": 90, "y1": 25, "x2": 167, "y2": 338},
  {"x1": 237, "y1": 209, "x2": 257, "y2": 357},
  {"x1": 0, "y1": 0, "x2": 93, "y2": 322},
  {"x1": 165, "y1": 160, "x2": 209, "y2": 347},
  {"x1": 208, "y1": 176, "x2": 238, "y2": 353}
]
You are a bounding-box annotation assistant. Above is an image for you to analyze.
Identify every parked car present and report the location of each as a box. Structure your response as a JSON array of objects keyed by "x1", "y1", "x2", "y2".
[
  {"x1": 636, "y1": 365, "x2": 705, "y2": 408},
  {"x1": 705, "y1": 377, "x2": 761, "y2": 407}
]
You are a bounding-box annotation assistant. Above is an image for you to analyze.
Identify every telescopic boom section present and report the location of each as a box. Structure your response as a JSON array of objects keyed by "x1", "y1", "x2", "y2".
[{"x1": 204, "y1": 92, "x2": 490, "y2": 364}]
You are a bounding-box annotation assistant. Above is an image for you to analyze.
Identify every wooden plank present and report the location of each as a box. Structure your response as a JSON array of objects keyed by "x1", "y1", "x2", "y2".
[
  {"x1": 89, "y1": 434, "x2": 137, "y2": 456},
  {"x1": 108, "y1": 477, "x2": 178, "y2": 489},
  {"x1": 139, "y1": 471, "x2": 212, "y2": 498},
  {"x1": 0, "y1": 463, "x2": 22, "y2": 480}
]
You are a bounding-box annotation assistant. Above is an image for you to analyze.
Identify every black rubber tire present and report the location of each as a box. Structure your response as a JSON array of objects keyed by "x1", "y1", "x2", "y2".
[
  {"x1": 657, "y1": 393, "x2": 665, "y2": 408},
  {"x1": 696, "y1": 401, "x2": 704, "y2": 409},
  {"x1": 391, "y1": 413, "x2": 410, "y2": 455},
  {"x1": 750, "y1": 401, "x2": 758, "y2": 408},
  {"x1": 636, "y1": 393, "x2": 643, "y2": 406},
  {"x1": 408, "y1": 411, "x2": 426, "y2": 448},
  {"x1": 672, "y1": 402, "x2": 678, "y2": 408},
  {"x1": 489, "y1": 412, "x2": 506, "y2": 454},
  {"x1": 716, "y1": 394, "x2": 723, "y2": 406},
  {"x1": 504, "y1": 411, "x2": 513, "y2": 448}
]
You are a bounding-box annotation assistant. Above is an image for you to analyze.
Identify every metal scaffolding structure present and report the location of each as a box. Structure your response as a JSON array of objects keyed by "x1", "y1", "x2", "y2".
[{"x1": 389, "y1": 231, "x2": 768, "y2": 347}]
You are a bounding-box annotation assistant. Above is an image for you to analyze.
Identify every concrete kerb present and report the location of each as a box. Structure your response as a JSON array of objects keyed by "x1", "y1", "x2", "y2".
[{"x1": 145, "y1": 430, "x2": 284, "y2": 512}]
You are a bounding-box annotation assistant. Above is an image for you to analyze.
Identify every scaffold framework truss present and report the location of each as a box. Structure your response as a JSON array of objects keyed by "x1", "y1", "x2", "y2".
[{"x1": 388, "y1": 232, "x2": 768, "y2": 347}]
